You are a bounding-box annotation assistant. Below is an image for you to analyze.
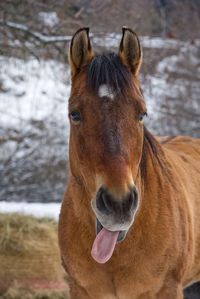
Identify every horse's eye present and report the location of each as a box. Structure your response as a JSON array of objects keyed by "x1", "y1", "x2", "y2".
[
  {"x1": 139, "y1": 112, "x2": 147, "y2": 122},
  {"x1": 69, "y1": 111, "x2": 81, "y2": 122}
]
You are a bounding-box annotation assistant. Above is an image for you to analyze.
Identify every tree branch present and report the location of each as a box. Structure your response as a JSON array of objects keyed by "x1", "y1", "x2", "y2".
[{"x1": 0, "y1": 19, "x2": 71, "y2": 44}]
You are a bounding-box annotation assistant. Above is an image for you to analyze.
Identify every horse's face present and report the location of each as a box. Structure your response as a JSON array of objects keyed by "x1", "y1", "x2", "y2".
[{"x1": 68, "y1": 28, "x2": 146, "y2": 263}]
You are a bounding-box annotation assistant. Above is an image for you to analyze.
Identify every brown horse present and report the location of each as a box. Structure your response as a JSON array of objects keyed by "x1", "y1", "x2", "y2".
[{"x1": 58, "y1": 27, "x2": 200, "y2": 298}]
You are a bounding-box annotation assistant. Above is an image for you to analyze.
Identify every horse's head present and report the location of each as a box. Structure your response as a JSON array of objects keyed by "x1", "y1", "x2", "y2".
[{"x1": 68, "y1": 27, "x2": 147, "y2": 263}]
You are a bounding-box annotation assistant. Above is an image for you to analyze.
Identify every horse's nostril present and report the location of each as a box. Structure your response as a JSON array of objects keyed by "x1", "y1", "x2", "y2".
[
  {"x1": 129, "y1": 186, "x2": 139, "y2": 212},
  {"x1": 126, "y1": 192, "x2": 133, "y2": 209},
  {"x1": 121, "y1": 187, "x2": 138, "y2": 214},
  {"x1": 96, "y1": 188, "x2": 111, "y2": 215}
]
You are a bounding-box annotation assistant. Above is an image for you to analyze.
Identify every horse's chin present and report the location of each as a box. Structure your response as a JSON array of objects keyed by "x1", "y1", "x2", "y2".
[{"x1": 96, "y1": 218, "x2": 127, "y2": 243}]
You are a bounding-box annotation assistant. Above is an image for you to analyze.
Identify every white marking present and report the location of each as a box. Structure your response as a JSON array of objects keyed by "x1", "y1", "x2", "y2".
[{"x1": 98, "y1": 84, "x2": 115, "y2": 99}]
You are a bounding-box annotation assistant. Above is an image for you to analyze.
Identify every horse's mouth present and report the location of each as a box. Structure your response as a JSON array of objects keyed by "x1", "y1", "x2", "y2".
[
  {"x1": 96, "y1": 218, "x2": 127, "y2": 243},
  {"x1": 91, "y1": 218, "x2": 128, "y2": 264},
  {"x1": 91, "y1": 195, "x2": 135, "y2": 264}
]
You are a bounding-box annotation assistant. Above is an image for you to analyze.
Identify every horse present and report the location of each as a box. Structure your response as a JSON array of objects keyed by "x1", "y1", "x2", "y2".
[{"x1": 58, "y1": 27, "x2": 200, "y2": 299}]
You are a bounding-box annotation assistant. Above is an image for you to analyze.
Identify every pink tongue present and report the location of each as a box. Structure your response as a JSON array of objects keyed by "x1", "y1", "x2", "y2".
[{"x1": 91, "y1": 227, "x2": 120, "y2": 263}]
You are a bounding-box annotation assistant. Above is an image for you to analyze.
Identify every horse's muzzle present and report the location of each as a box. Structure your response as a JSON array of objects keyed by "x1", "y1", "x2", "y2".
[{"x1": 91, "y1": 185, "x2": 139, "y2": 234}]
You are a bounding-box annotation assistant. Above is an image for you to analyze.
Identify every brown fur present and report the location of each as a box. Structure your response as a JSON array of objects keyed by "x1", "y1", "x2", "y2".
[{"x1": 59, "y1": 28, "x2": 200, "y2": 298}]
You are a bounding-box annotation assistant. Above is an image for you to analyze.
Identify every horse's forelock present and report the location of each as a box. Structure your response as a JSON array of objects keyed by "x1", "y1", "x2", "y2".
[{"x1": 87, "y1": 53, "x2": 133, "y2": 97}]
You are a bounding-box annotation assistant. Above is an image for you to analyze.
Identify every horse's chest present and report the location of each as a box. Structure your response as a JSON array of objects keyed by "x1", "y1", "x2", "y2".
[{"x1": 67, "y1": 246, "x2": 165, "y2": 299}]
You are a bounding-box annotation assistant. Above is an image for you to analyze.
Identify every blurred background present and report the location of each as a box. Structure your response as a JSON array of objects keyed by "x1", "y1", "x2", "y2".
[{"x1": 0, "y1": 0, "x2": 199, "y2": 298}]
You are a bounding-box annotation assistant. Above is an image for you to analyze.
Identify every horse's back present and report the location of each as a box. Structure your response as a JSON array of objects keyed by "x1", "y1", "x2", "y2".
[
  {"x1": 158, "y1": 135, "x2": 200, "y2": 169},
  {"x1": 158, "y1": 135, "x2": 200, "y2": 154},
  {"x1": 158, "y1": 135, "x2": 200, "y2": 286}
]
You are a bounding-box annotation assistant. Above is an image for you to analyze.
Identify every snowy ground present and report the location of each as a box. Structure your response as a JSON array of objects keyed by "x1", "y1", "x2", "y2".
[
  {"x1": 0, "y1": 57, "x2": 70, "y2": 202},
  {"x1": 0, "y1": 57, "x2": 70, "y2": 132},
  {"x1": 0, "y1": 201, "x2": 61, "y2": 220}
]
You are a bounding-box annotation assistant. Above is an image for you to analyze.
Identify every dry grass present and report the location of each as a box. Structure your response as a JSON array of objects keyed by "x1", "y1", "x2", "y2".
[
  {"x1": 0, "y1": 281, "x2": 68, "y2": 299},
  {"x1": 0, "y1": 213, "x2": 69, "y2": 298},
  {"x1": 0, "y1": 214, "x2": 57, "y2": 255}
]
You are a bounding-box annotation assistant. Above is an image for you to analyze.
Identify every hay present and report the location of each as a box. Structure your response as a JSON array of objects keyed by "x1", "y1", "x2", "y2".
[
  {"x1": 0, "y1": 214, "x2": 57, "y2": 255},
  {"x1": 0, "y1": 213, "x2": 68, "y2": 296},
  {"x1": 1, "y1": 281, "x2": 69, "y2": 299}
]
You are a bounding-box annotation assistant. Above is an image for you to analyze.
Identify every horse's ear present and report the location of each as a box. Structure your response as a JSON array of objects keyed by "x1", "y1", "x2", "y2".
[
  {"x1": 69, "y1": 28, "x2": 94, "y2": 77},
  {"x1": 118, "y1": 27, "x2": 142, "y2": 76}
]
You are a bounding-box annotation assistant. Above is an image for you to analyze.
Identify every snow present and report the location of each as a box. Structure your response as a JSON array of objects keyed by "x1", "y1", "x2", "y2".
[
  {"x1": 157, "y1": 44, "x2": 200, "y2": 77},
  {"x1": 0, "y1": 201, "x2": 61, "y2": 220},
  {"x1": 38, "y1": 12, "x2": 59, "y2": 28},
  {"x1": 141, "y1": 39, "x2": 200, "y2": 123},
  {"x1": 141, "y1": 36, "x2": 186, "y2": 49},
  {"x1": 0, "y1": 56, "x2": 70, "y2": 131}
]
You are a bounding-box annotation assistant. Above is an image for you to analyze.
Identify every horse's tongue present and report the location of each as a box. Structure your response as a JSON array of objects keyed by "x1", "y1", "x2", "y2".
[{"x1": 91, "y1": 227, "x2": 119, "y2": 264}]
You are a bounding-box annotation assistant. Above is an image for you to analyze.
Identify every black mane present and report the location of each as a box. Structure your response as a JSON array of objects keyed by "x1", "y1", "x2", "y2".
[
  {"x1": 87, "y1": 53, "x2": 132, "y2": 96},
  {"x1": 141, "y1": 127, "x2": 171, "y2": 182}
]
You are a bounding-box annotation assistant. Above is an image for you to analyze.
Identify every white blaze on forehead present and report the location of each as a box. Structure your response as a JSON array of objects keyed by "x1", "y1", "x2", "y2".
[{"x1": 98, "y1": 84, "x2": 115, "y2": 99}]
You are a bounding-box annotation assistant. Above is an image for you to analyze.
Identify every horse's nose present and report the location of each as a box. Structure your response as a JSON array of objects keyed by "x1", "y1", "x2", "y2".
[{"x1": 96, "y1": 186, "x2": 138, "y2": 216}]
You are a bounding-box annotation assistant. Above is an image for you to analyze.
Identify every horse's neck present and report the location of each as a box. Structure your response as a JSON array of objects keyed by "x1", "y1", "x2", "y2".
[{"x1": 135, "y1": 138, "x2": 172, "y2": 234}]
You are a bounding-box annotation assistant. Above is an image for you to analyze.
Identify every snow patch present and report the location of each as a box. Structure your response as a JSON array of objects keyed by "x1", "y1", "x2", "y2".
[
  {"x1": 38, "y1": 12, "x2": 59, "y2": 28},
  {"x1": 0, "y1": 56, "x2": 70, "y2": 131},
  {"x1": 0, "y1": 201, "x2": 61, "y2": 220}
]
